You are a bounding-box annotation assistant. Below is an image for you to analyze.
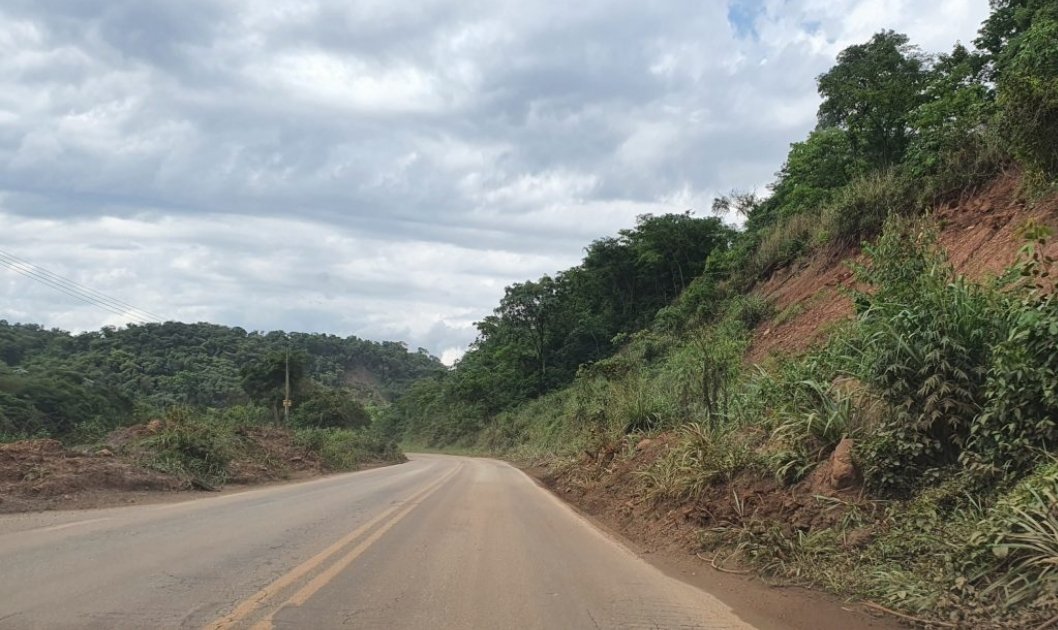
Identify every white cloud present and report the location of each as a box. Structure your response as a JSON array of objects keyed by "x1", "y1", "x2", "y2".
[{"x1": 0, "y1": 0, "x2": 992, "y2": 360}]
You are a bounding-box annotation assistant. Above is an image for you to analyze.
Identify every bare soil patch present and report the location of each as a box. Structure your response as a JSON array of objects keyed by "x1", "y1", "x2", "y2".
[
  {"x1": 746, "y1": 174, "x2": 1058, "y2": 364},
  {"x1": 0, "y1": 424, "x2": 336, "y2": 513},
  {"x1": 0, "y1": 438, "x2": 183, "y2": 513}
]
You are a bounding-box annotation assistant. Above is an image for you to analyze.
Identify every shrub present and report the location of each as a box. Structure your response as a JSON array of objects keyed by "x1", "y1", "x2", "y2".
[
  {"x1": 997, "y1": 11, "x2": 1058, "y2": 180},
  {"x1": 822, "y1": 170, "x2": 917, "y2": 248},
  {"x1": 751, "y1": 213, "x2": 817, "y2": 277},
  {"x1": 639, "y1": 422, "x2": 762, "y2": 504},
  {"x1": 966, "y1": 229, "x2": 1058, "y2": 474},
  {"x1": 726, "y1": 295, "x2": 773, "y2": 330},
  {"x1": 652, "y1": 274, "x2": 724, "y2": 332},
  {"x1": 850, "y1": 219, "x2": 1003, "y2": 494},
  {"x1": 294, "y1": 427, "x2": 403, "y2": 471},
  {"x1": 971, "y1": 460, "x2": 1058, "y2": 610},
  {"x1": 611, "y1": 374, "x2": 677, "y2": 433},
  {"x1": 768, "y1": 379, "x2": 861, "y2": 483},
  {"x1": 137, "y1": 409, "x2": 235, "y2": 489},
  {"x1": 294, "y1": 388, "x2": 371, "y2": 430}
]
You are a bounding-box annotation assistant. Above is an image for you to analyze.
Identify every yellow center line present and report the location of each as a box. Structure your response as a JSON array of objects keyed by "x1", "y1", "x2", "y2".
[
  {"x1": 205, "y1": 462, "x2": 461, "y2": 630},
  {"x1": 248, "y1": 466, "x2": 457, "y2": 630},
  {"x1": 37, "y1": 517, "x2": 112, "y2": 532}
]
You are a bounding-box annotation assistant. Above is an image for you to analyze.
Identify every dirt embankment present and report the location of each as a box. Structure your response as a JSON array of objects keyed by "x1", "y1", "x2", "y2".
[
  {"x1": 523, "y1": 437, "x2": 899, "y2": 630},
  {"x1": 746, "y1": 174, "x2": 1058, "y2": 363},
  {"x1": 529, "y1": 175, "x2": 1058, "y2": 628},
  {"x1": 0, "y1": 424, "x2": 325, "y2": 513}
]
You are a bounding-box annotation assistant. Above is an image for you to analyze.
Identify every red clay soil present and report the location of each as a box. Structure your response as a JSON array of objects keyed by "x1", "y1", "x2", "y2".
[
  {"x1": 529, "y1": 174, "x2": 1058, "y2": 629},
  {"x1": 0, "y1": 424, "x2": 326, "y2": 513},
  {"x1": 745, "y1": 173, "x2": 1058, "y2": 364},
  {"x1": 0, "y1": 439, "x2": 183, "y2": 513},
  {"x1": 524, "y1": 438, "x2": 900, "y2": 630}
]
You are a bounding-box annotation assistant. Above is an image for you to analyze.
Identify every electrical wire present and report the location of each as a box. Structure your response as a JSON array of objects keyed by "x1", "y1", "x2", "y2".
[
  {"x1": 0, "y1": 248, "x2": 165, "y2": 321},
  {"x1": 0, "y1": 248, "x2": 163, "y2": 324}
]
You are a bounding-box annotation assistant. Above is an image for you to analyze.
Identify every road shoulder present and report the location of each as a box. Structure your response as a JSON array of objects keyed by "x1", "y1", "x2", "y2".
[{"x1": 520, "y1": 463, "x2": 905, "y2": 630}]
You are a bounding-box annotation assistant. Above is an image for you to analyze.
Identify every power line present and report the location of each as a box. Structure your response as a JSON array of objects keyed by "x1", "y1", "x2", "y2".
[
  {"x1": 0, "y1": 248, "x2": 164, "y2": 324},
  {"x1": 0, "y1": 257, "x2": 153, "y2": 323},
  {"x1": 0, "y1": 248, "x2": 166, "y2": 321},
  {"x1": 0, "y1": 257, "x2": 154, "y2": 324},
  {"x1": 0, "y1": 248, "x2": 165, "y2": 322}
]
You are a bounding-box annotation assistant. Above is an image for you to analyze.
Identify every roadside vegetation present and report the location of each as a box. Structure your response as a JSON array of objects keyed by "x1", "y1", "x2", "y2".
[
  {"x1": 0, "y1": 323, "x2": 431, "y2": 500},
  {"x1": 388, "y1": 2, "x2": 1058, "y2": 626}
]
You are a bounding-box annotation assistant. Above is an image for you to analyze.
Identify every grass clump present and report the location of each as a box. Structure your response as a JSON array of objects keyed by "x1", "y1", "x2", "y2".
[
  {"x1": 294, "y1": 427, "x2": 404, "y2": 471},
  {"x1": 135, "y1": 409, "x2": 237, "y2": 489},
  {"x1": 130, "y1": 407, "x2": 404, "y2": 489},
  {"x1": 638, "y1": 422, "x2": 763, "y2": 504}
]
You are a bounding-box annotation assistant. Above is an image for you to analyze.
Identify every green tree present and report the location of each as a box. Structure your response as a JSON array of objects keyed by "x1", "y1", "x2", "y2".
[
  {"x1": 294, "y1": 388, "x2": 371, "y2": 430},
  {"x1": 816, "y1": 31, "x2": 928, "y2": 169},
  {"x1": 906, "y1": 44, "x2": 996, "y2": 180},
  {"x1": 762, "y1": 127, "x2": 861, "y2": 221},
  {"x1": 976, "y1": 0, "x2": 1053, "y2": 81},
  {"x1": 995, "y1": 8, "x2": 1058, "y2": 179},
  {"x1": 239, "y1": 352, "x2": 307, "y2": 421}
]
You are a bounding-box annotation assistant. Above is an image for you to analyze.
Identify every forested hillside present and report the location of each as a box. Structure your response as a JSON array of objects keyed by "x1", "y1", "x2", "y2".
[
  {"x1": 392, "y1": 1, "x2": 1058, "y2": 626},
  {"x1": 0, "y1": 320, "x2": 442, "y2": 441}
]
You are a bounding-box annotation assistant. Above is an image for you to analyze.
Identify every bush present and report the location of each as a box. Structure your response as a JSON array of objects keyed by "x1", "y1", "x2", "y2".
[
  {"x1": 977, "y1": 460, "x2": 1058, "y2": 609},
  {"x1": 294, "y1": 427, "x2": 404, "y2": 471},
  {"x1": 639, "y1": 422, "x2": 763, "y2": 504},
  {"x1": 850, "y1": 220, "x2": 1002, "y2": 494},
  {"x1": 294, "y1": 388, "x2": 371, "y2": 430},
  {"x1": 768, "y1": 379, "x2": 861, "y2": 483},
  {"x1": 997, "y1": 11, "x2": 1058, "y2": 180},
  {"x1": 966, "y1": 230, "x2": 1058, "y2": 474},
  {"x1": 652, "y1": 274, "x2": 724, "y2": 332},
  {"x1": 137, "y1": 409, "x2": 235, "y2": 489},
  {"x1": 726, "y1": 295, "x2": 773, "y2": 330},
  {"x1": 751, "y1": 213, "x2": 817, "y2": 277},
  {"x1": 822, "y1": 170, "x2": 917, "y2": 247}
]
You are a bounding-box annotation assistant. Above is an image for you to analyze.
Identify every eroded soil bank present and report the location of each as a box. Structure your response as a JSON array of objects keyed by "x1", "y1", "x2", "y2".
[
  {"x1": 523, "y1": 456, "x2": 907, "y2": 630},
  {"x1": 0, "y1": 423, "x2": 399, "y2": 513}
]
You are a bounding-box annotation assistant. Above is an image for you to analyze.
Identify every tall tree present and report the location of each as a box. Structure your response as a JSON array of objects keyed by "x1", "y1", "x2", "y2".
[{"x1": 816, "y1": 31, "x2": 927, "y2": 169}]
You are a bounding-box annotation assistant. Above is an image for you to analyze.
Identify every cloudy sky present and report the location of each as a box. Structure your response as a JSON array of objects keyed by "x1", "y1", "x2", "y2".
[{"x1": 0, "y1": 0, "x2": 989, "y2": 363}]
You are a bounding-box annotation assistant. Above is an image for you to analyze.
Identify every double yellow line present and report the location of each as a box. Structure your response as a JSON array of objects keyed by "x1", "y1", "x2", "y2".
[{"x1": 205, "y1": 463, "x2": 462, "y2": 630}]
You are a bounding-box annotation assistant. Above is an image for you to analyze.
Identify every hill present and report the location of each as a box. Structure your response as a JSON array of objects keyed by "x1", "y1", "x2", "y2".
[
  {"x1": 391, "y1": 2, "x2": 1058, "y2": 626},
  {"x1": 0, "y1": 320, "x2": 443, "y2": 441}
]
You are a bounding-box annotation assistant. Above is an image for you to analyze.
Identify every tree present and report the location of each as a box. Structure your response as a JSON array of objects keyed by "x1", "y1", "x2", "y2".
[
  {"x1": 995, "y1": 8, "x2": 1058, "y2": 179},
  {"x1": 816, "y1": 31, "x2": 927, "y2": 169},
  {"x1": 906, "y1": 43, "x2": 996, "y2": 180},
  {"x1": 976, "y1": 0, "x2": 1053, "y2": 81},
  {"x1": 495, "y1": 277, "x2": 562, "y2": 394},
  {"x1": 760, "y1": 127, "x2": 860, "y2": 222},
  {"x1": 294, "y1": 388, "x2": 371, "y2": 430},
  {"x1": 239, "y1": 351, "x2": 306, "y2": 421}
]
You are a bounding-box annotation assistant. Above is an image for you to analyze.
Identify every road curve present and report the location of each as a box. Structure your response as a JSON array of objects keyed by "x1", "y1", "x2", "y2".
[{"x1": 0, "y1": 454, "x2": 756, "y2": 629}]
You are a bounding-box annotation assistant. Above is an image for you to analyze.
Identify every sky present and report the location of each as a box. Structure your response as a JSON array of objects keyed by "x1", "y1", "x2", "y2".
[{"x1": 0, "y1": 0, "x2": 990, "y2": 364}]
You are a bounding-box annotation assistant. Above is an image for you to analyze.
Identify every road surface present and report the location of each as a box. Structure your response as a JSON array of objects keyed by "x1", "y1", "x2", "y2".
[{"x1": 0, "y1": 454, "x2": 756, "y2": 629}]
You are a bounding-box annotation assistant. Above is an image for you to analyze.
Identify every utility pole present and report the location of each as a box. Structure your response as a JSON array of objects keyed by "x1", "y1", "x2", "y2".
[{"x1": 283, "y1": 350, "x2": 292, "y2": 425}]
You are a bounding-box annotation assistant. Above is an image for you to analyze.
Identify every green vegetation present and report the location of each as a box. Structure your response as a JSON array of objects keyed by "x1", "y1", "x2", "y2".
[
  {"x1": 0, "y1": 322, "x2": 434, "y2": 488},
  {"x1": 117, "y1": 407, "x2": 404, "y2": 490},
  {"x1": 0, "y1": 321, "x2": 442, "y2": 442},
  {"x1": 1, "y1": 0, "x2": 1056, "y2": 621},
  {"x1": 379, "y1": 212, "x2": 735, "y2": 445},
  {"x1": 391, "y1": 3, "x2": 1058, "y2": 625}
]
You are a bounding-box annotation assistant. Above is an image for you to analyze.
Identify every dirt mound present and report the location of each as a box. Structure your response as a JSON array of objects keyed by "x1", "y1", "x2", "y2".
[
  {"x1": 0, "y1": 424, "x2": 346, "y2": 512},
  {"x1": 549, "y1": 440, "x2": 864, "y2": 544},
  {"x1": 0, "y1": 439, "x2": 183, "y2": 513},
  {"x1": 746, "y1": 173, "x2": 1058, "y2": 364},
  {"x1": 226, "y1": 426, "x2": 322, "y2": 484}
]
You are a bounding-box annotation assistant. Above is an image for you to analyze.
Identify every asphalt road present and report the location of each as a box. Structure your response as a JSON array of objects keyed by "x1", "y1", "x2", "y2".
[{"x1": 0, "y1": 454, "x2": 755, "y2": 629}]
